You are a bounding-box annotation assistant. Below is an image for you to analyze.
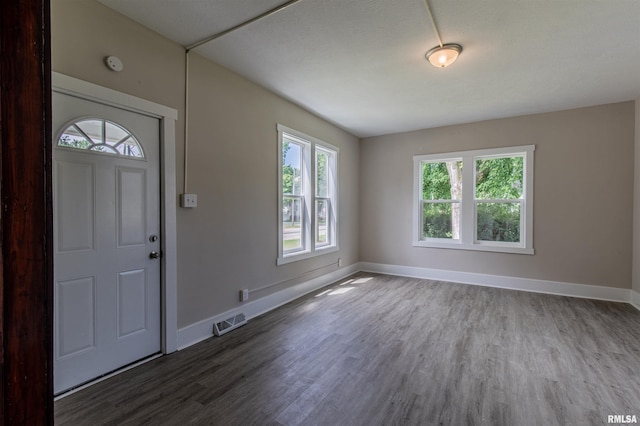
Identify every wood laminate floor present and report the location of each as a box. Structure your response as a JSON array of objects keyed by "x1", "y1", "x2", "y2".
[{"x1": 55, "y1": 273, "x2": 640, "y2": 425}]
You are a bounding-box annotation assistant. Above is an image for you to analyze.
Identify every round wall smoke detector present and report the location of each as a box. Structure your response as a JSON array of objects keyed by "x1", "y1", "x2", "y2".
[{"x1": 104, "y1": 56, "x2": 124, "y2": 72}]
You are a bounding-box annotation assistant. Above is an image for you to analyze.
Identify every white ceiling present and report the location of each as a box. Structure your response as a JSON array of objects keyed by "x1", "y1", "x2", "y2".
[{"x1": 98, "y1": 0, "x2": 640, "y2": 138}]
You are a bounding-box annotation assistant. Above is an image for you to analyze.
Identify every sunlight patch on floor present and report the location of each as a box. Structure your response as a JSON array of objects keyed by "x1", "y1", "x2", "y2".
[
  {"x1": 328, "y1": 287, "x2": 354, "y2": 295},
  {"x1": 315, "y1": 276, "x2": 373, "y2": 298}
]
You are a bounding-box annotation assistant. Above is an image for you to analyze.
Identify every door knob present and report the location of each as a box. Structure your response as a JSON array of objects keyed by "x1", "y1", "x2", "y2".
[{"x1": 149, "y1": 251, "x2": 160, "y2": 259}]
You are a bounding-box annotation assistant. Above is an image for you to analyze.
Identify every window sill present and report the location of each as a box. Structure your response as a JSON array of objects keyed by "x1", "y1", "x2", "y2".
[
  {"x1": 413, "y1": 240, "x2": 534, "y2": 255},
  {"x1": 277, "y1": 246, "x2": 339, "y2": 265}
]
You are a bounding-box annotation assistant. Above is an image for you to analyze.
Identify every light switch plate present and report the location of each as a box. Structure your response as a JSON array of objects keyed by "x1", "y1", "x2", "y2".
[{"x1": 181, "y1": 193, "x2": 198, "y2": 208}]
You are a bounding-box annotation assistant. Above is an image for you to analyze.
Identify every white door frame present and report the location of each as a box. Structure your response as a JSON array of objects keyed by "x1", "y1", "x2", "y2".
[{"x1": 52, "y1": 72, "x2": 178, "y2": 354}]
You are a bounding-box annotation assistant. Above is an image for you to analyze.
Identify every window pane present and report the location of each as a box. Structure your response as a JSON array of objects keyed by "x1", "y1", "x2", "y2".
[
  {"x1": 58, "y1": 130, "x2": 92, "y2": 150},
  {"x1": 422, "y1": 160, "x2": 462, "y2": 201},
  {"x1": 283, "y1": 196, "x2": 303, "y2": 251},
  {"x1": 90, "y1": 144, "x2": 118, "y2": 154},
  {"x1": 282, "y1": 141, "x2": 302, "y2": 196},
  {"x1": 116, "y1": 138, "x2": 143, "y2": 157},
  {"x1": 316, "y1": 150, "x2": 328, "y2": 198},
  {"x1": 316, "y1": 199, "x2": 329, "y2": 245},
  {"x1": 106, "y1": 121, "x2": 128, "y2": 143},
  {"x1": 105, "y1": 122, "x2": 144, "y2": 157},
  {"x1": 76, "y1": 120, "x2": 103, "y2": 144},
  {"x1": 58, "y1": 119, "x2": 144, "y2": 158},
  {"x1": 423, "y1": 202, "x2": 460, "y2": 239},
  {"x1": 476, "y1": 202, "x2": 521, "y2": 242},
  {"x1": 475, "y1": 156, "x2": 523, "y2": 199}
]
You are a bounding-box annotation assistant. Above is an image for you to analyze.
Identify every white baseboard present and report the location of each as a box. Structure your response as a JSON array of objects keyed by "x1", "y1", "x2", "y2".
[
  {"x1": 359, "y1": 262, "x2": 631, "y2": 303},
  {"x1": 632, "y1": 290, "x2": 640, "y2": 311},
  {"x1": 176, "y1": 263, "x2": 360, "y2": 350}
]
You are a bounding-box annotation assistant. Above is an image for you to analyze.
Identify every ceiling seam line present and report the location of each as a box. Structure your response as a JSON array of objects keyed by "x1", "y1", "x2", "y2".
[
  {"x1": 424, "y1": 0, "x2": 443, "y2": 47},
  {"x1": 185, "y1": 0, "x2": 304, "y2": 52}
]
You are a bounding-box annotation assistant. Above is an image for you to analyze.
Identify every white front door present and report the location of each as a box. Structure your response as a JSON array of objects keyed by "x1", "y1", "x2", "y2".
[{"x1": 53, "y1": 92, "x2": 161, "y2": 394}]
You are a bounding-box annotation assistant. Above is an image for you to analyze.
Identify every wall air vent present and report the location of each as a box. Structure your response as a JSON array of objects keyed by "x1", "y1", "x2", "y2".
[{"x1": 213, "y1": 313, "x2": 247, "y2": 336}]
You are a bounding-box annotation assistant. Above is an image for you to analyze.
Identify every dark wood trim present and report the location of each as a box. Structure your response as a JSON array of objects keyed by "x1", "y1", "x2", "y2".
[{"x1": 0, "y1": 0, "x2": 53, "y2": 423}]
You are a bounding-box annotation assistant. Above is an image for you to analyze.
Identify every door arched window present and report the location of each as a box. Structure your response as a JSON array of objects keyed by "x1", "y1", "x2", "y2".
[{"x1": 57, "y1": 119, "x2": 144, "y2": 159}]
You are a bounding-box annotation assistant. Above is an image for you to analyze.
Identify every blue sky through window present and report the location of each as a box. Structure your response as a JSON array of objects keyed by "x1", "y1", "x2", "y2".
[{"x1": 285, "y1": 141, "x2": 301, "y2": 170}]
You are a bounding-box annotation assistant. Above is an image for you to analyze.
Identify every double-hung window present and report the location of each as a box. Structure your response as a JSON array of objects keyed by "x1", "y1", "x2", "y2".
[
  {"x1": 414, "y1": 145, "x2": 534, "y2": 254},
  {"x1": 278, "y1": 124, "x2": 338, "y2": 264}
]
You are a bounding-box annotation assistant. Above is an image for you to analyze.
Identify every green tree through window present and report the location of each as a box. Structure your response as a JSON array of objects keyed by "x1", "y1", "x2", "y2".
[
  {"x1": 475, "y1": 156, "x2": 523, "y2": 242},
  {"x1": 422, "y1": 161, "x2": 461, "y2": 239},
  {"x1": 414, "y1": 145, "x2": 534, "y2": 254}
]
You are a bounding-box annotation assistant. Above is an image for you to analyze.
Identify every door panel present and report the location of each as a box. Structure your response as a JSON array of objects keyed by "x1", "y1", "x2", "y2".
[
  {"x1": 117, "y1": 269, "x2": 148, "y2": 337},
  {"x1": 56, "y1": 161, "x2": 95, "y2": 252},
  {"x1": 53, "y1": 92, "x2": 161, "y2": 394},
  {"x1": 117, "y1": 166, "x2": 147, "y2": 247},
  {"x1": 57, "y1": 277, "x2": 96, "y2": 358}
]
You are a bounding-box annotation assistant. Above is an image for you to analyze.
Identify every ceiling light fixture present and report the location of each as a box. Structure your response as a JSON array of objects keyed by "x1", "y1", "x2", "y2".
[
  {"x1": 423, "y1": 0, "x2": 462, "y2": 68},
  {"x1": 426, "y1": 44, "x2": 462, "y2": 68}
]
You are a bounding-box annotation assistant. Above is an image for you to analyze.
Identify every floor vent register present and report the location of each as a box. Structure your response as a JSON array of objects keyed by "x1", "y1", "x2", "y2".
[{"x1": 213, "y1": 313, "x2": 247, "y2": 336}]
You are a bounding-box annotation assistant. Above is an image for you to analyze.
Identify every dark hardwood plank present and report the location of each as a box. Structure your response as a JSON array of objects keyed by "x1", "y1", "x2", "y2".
[
  {"x1": 1, "y1": 0, "x2": 54, "y2": 423},
  {"x1": 55, "y1": 274, "x2": 640, "y2": 425}
]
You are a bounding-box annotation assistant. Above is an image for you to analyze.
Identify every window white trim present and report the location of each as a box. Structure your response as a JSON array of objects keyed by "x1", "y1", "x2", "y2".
[
  {"x1": 413, "y1": 145, "x2": 534, "y2": 255},
  {"x1": 277, "y1": 124, "x2": 339, "y2": 265}
]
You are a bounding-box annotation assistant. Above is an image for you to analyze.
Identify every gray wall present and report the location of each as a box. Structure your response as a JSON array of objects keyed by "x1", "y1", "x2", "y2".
[
  {"x1": 360, "y1": 103, "x2": 635, "y2": 289},
  {"x1": 52, "y1": 0, "x2": 360, "y2": 328}
]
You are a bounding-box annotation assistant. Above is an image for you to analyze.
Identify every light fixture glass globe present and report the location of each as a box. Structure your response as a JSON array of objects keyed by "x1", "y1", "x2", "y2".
[{"x1": 426, "y1": 43, "x2": 463, "y2": 68}]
